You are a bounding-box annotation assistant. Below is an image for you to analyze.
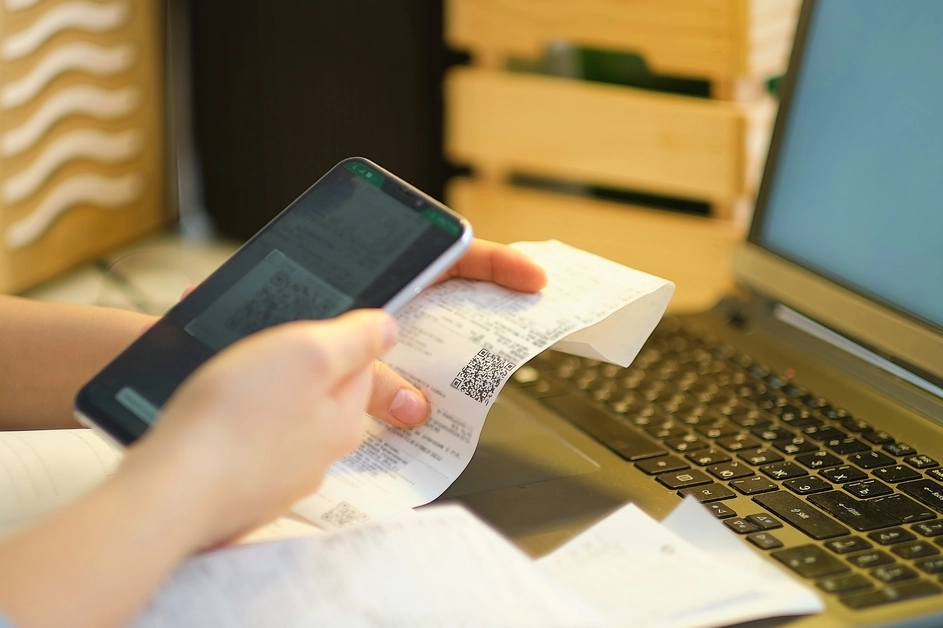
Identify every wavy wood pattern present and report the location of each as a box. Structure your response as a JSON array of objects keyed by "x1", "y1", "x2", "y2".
[
  {"x1": 0, "y1": 0, "x2": 165, "y2": 292},
  {"x1": 2, "y1": 1, "x2": 131, "y2": 60},
  {"x1": 2, "y1": 128, "x2": 143, "y2": 203},
  {"x1": 1, "y1": 41, "x2": 136, "y2": 109},
  {"x1": 4, "y1": 172, "x2": 145, "y2": 249}
]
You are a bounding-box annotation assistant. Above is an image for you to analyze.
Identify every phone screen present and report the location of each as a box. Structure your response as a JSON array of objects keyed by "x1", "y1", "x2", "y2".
[{"x1": 76, "y1": 158, "x2": 469, "y2": 444}]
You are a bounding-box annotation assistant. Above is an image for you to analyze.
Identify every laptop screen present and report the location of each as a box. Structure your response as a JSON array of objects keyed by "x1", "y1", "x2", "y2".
[{"x1": 752, "y1": 0, "x2": 943, "y2": 331}]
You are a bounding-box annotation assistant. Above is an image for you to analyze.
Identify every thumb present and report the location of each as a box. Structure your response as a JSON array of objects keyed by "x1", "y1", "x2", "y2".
[{"x1": 294, "y1": 309, "x2": 398, "y2": 389}]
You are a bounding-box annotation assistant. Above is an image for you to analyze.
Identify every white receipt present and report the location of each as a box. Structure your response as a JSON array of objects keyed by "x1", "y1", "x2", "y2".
[
  {"x1": 660, "y1": 497, "x2": 824, "y2": 626},
  {"x1": 132, "y1": 505, "x2": 604, "y2": 628},
  {"x1": 293, "y1": 240, "x2": 674, "y2": 528},
  {"x1": 539, "y1": 499, "x2": 823, "y2": 628}
]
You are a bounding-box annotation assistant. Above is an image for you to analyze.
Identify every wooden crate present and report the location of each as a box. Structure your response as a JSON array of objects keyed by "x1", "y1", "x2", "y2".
[
  {"x1": 449, "y1": 180, "x2": 746, "y2": 314},
  {"x1": 444, "y1": 0, "x2": 798, "y2": 311},
  {"x1": 446, "y1": 0, "x2": 801, "y2": 98},
  {"x1": 0, "y1": 0, "x2": 167, "y2": 294},
  {"x1": 446, "y1": 68, "x2": 776, "y2": 220}
]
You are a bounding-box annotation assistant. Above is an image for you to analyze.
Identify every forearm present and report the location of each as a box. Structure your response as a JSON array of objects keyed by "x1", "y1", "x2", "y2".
[
  {"x1": 0, "y1": 448, "x2": 213, "y2": 628},
  {"x1": 0, "y1": 295, "x2": 155, "y2": 429}
]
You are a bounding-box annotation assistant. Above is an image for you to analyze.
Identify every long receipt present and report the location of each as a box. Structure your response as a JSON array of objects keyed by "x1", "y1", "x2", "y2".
[{"x1": 293, "y1": 240, "x2": 675, "y2": 528}]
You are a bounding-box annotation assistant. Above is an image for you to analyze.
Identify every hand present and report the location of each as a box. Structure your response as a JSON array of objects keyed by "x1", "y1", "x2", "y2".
[
  {"x1": 369, "y1": 239, "x2": 546, "y2": 427},
  {"x1": 177, "y1": 239, "x2": 546, "y2": 428},
  {"x1": 118, "y1": 309, "x2": 396, "y2": 548}
]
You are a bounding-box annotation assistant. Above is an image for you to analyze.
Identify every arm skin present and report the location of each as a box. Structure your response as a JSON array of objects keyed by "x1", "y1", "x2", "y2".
[
  {"x1": 0, "y1": 311, "x2": 394, "y2": 628},
  {"x1": 0, "y1": 444, "x2": 216, "y2": 628},
  {"x1": 0, "y1": 295, "x2": 155, "y2": 430}
]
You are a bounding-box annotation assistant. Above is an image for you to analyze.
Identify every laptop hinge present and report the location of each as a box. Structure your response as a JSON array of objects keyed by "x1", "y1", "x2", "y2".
[{"x1": 774, "y1": 304, "x2": 943, "y2": 402}]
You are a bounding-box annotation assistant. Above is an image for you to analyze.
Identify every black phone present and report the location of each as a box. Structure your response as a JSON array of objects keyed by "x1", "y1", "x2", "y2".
[{"x1": 75, "y1": 157, "x2": 472, "y2": 446}]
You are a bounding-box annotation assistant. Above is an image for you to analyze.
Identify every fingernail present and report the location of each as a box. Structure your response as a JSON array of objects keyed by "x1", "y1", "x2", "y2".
[{"x1": 390, "y1": 389, "x2": 429, "y2": 425}]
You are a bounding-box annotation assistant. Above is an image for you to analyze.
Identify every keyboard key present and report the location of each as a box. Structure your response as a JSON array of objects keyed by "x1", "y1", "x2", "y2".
[
  {"x1": 826, "y1": 438, "x2": 871, "y2": 455},
  {"x1": 705, "y1": 502, "x2": 737, "y2": 519},
  {"x1": 817, "y1": 405, "x2": 850, "y2": 422},
  {"x1": 731, "y1": 476, "x2": 779, "y2": 495},
  {"x1": 817, "y1": 574, "x2": 873, "y2": 596},
  {"x1": 754, "y1": 492, "x2": 850, "y2": 539},
  {"x1": 871, "y1": 565, "x2": 919, "y2": 584},
  {"x1": 665, "y1": 435, "x2": 709, "y2": 453},
  {"x1": 746, "y1": 513, "x2": 782, "y2": 530},
  {"x1": 825, "y1": 536, "x2": 873, "y2": 554},
  {"x1": 847, "y1": 550, "x2": 895, "y2": 568},
  {"x1": 644, "y1": 424, "x2": 688, "y2": 440},
  {"x1": 844, "y1": 479, "x2": 893, "y2": 499},
  {"x1": 694, "y1": 421, "x2": 739, "y2": 440},
  {"x1": 726, "y1": 408, "x2": 772, "y2": 429},
  {"x1": 840, "y1": 417, "x2": 873, "y2": 433},
  {"x1": 772, "y1": 545, "x2": 849, "y2": 578},
  {"x1": 724, "y1": 518, "x2": 758, "y2": 534},
  {"x1": 656, "y1": 469, "x2": 712, "y2": 490},
  {"x1": 685, "y1": 449, "x2": 731, "y2": 466},
  {"x1": 760, "y1": 461, "x2": 808, "y2": 481},
  {"x1": 871, "y1": 494, "x2": 936, "y2": 524},
  {"x1": 708, "y1": 461, "x2": 755, "y2": 481},
  {"x1": 752, "y1": 426, "x2": 794, "y2": 441},
  {"x1": 868, "y1": 528, "x2": 916, "y2": 545},
  {"x1": 874, "y1": 465, "x2": 922, "y2": 483},
  {"x1": 863, "y1": 430, "x2": 895, "y2": 445},
  {"x1": 808, "y1": 491, "x2": 902, "y2": 531},
  {"x1": 892, "y1": 541, "x2": 939, "y2": 560},
  {"x1": 905, "y1": 454, "x2": 939, "y2": 469},
  {"x1": 773, "y1": 437, "x2": 818, "y2": 455},
  {"x1": 542, "y1": 396, "x2": 668, "y2": 460},
  {"x1": 747, "y1": 532, "x2": 783, "y2": 550},
  {"x1": 928, "y1": 469, "x2": 943, "y2": 482},
  {"x1": 841, "y1": 580, "x2": 941, "y2": 609},
  {"x1": 899, "y1": 479, "x2": 943, "y2": 514},
  {"x1": 913, "y1": 521, "x2": 943, "y2": 537},
  {"x1": 916, "y1": 557, "x2": 943, "y2": 574},
  {"x1": 783, "y1": 476, "x2": 833, "y2": 495},
  {"x1": 820, "y1": 465, "x2": 868, "y2": 484},
  {"x1": 740, "y1": 448, "x2": 784, "y2": 466},
  {"x1": 885, "y1": 442, "x2": 917, "y2": 456},
  {"x1": 847, "y1": 451, "x2": 896, "y2": 469},
  {"x1": 795, "y1": 450, "x2": 843, "y2": 470},
  {"x1": 803, "y1": 426, "x2": 847, "y2": 442},
  {"x1": 635, "y1": 456, "x2": 688, "y2": 475},
  {"x1": 717, "y1": 434, "x2": 762, "y2": 452},
  {"x1": 678, "y1": 483, "x2": 737, "y2": 503}
]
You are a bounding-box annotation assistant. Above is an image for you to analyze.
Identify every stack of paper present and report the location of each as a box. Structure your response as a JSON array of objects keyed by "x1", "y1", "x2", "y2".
[{"x1": 131, "y1": 499, "x2": 822, "y2": 628}]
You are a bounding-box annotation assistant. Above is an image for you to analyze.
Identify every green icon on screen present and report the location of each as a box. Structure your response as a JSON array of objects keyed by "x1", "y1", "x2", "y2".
[{"x1": 344, "y1": 162, "x2": 385, "y2": 187}]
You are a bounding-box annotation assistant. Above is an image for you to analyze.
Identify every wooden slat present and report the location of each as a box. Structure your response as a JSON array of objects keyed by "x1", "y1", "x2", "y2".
[
  {"x1": 445, "y1": 68, "x2": 773, "y2": 213},
  {"x1": 0, "y1": 0, "x2": 166, "y2": 294},
  {"x1": 448, "y1": 179, "x2": 745, "y2": 314},
  {"x1": 446, "y1": 0, "x2": 799, "y2": 82}
]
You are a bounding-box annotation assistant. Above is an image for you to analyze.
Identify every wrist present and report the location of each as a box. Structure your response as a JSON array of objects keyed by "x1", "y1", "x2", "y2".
[{"x1": 115, "y1": 431, "x2": 227, "y2": 554}]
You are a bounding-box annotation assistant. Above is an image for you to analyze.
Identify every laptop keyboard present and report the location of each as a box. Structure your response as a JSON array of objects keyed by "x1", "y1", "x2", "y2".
[{"x1": 511, "y1": 317, "x2": 943, "y2": 610}]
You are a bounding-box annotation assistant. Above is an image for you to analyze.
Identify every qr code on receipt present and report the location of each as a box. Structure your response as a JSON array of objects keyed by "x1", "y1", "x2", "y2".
[
  {"x1": 320, "y1": 501, "x2": 370, "y2": 528},
  {"x1": 450, "y1": 348, "x2": 515, "y2": 405}
]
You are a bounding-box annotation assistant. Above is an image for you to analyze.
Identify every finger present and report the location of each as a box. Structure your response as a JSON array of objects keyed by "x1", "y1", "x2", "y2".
[
  {"x1": 290, "y1": 309, "x2": 397, "y2": 389},
  {"x1": 180, "y1": 284, "x2": 198, "y2": 301},
  {"x1": 327, "y1": 367, "x2": 374, "y2": 456},
  {"x1": 438, "y1": 239, "x2": 547, "y2": 292},
  {"x1": 366, "y1": 361, "x2": 430, "y2": 427}
]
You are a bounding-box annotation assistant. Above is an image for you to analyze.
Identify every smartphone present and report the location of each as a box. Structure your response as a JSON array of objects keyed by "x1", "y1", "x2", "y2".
[{"x1": 75, "y1": 157, "x2": 472, "y2": 446}]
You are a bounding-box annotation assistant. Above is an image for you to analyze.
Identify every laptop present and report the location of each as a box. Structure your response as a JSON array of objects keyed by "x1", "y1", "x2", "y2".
[{"x1": 436, "y1": 1, "x2": 943, "y2": 626}]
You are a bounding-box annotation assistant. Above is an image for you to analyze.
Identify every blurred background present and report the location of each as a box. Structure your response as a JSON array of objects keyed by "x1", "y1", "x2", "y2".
[{"x1": 0, "y1": 0, "x2": 800, "y2": 313}]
